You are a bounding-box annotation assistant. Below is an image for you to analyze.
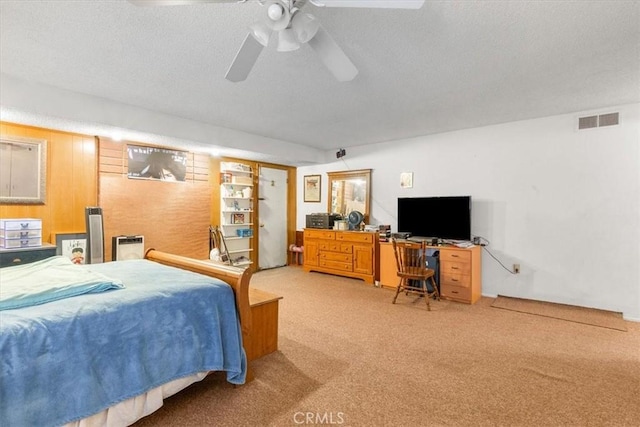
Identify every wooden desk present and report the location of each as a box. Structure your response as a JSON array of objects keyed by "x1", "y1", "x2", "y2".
[
  {"x1": 379, "y1": 241, "x2": 482, "y2": 304},
  {"x1": 246, "y1": 288, "x2": 283, "y2": 361}
]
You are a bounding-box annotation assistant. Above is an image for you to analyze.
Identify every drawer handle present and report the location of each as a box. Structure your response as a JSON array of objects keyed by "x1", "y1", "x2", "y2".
[
  {"x1": 451, "y1": 267, "x2": 459, "y2": 270},
  {"x1": 451, "y1": 290, "x2": 459, "y2": 294},
  {"x1": 452, "y1": 278, "x2": 459, "y2": 282},
  {"x1": 12, "y1": 258, "x2": 22, "y2": 263},
  {"x1": 451, "y1": 254, "x2": 459, "y2": 258}
]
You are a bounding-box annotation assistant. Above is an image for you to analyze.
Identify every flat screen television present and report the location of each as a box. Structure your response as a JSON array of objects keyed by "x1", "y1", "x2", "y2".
[{"x1": 397, "y1": 196, "x2": 471, "y2": 241}]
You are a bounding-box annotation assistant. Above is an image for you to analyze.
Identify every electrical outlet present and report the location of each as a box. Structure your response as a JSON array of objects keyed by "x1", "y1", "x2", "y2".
[{"x1": 513, "y1": 264, "x2": 520, "y2": 274}]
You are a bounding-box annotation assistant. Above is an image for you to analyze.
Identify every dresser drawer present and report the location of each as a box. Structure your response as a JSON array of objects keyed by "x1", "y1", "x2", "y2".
[
  {"x1": 319, "y1": 258, "x2": 353, "y2": 272},
  {"x1": 319, "y1": 241, "x2": 340, "y2": 252},
  {"x1": 335, "y1": 232, "x2": 374, "y2": 244},
  {"x1": 441, "y1": 272, "x2": 471, "y2": 287},
  {"x1": 440, "y1": 249, "x2": 471, "y2": 263},
  {"x1": 441, "y1": 260, "x2": 471, "y2": 276},
  {"x1": 305, "y1": 230, "x2": 335, "y2": 240},
  {"x1": 441, "y1": 284, "x2": 472, "y2": 301},
  {"x1": 320, "y1": 252, "x2": 353, "y2": 263}
]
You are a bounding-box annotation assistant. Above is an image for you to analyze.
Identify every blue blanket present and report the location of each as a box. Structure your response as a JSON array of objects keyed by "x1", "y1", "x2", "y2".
[
  {"x1": 0, "y1": 259, "x2": 246, "y2": 427},
  {"x1": 0, "y1": 256, "x2": 124, "y2": 310}
]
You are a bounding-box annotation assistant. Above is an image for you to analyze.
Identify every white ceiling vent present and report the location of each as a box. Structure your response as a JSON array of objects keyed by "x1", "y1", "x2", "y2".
[{"x1": 578, "y1": 112, "x2": 620, "y2": 130}]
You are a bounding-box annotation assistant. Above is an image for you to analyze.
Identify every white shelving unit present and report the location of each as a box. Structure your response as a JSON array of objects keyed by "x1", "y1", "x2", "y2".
[{"x1": 220, "y1": 162, "x2": 254, "y2": 267}]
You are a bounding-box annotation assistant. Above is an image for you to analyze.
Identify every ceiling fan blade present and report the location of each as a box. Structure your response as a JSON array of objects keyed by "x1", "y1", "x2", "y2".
[
  {"x1": 312, "y1": 0, "x2": 424, "y2": 8},
  {"x1": 307, "y1": 26, "x2": 358, "y2": 82},
  {"x1": 128, "y1": 0, "x2": 236, "y2": 6},
  {"x1": 225, "y1": 33, "x2": 266, "y2": 82}
]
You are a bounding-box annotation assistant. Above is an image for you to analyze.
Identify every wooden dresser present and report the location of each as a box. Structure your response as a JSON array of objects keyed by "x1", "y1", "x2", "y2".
[
  {"x1": 379, "y1": 242, "x2": 482, "y2": 304},
  {"x1": 303, "y1": 229, "x2": 378, "y2": 283}
]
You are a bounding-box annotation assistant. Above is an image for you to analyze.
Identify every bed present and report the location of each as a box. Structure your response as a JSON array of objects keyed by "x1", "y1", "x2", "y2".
[{"x1": 0, "y1": 249, "x2": 252, "y2": 427}]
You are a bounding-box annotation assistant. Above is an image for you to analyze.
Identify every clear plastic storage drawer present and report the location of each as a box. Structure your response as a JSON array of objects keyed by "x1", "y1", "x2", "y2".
[
  {"x1": 0, "y1": 218, "x2": 43, "y2": 231},
  {"x1": 0, "y1": 237, "x2": 43, "y2": 249}
]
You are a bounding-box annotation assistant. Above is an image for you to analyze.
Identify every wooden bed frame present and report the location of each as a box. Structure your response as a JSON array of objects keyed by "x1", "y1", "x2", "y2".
[{"x1": 145, "y1": 249, "x2": 253, "y2": 380}]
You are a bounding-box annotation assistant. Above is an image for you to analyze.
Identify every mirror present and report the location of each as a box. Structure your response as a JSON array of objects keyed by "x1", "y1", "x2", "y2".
[
  {"x1": 0, "y1": 135, "x2": 47, "y2": 204},
  {"x1": 327, "y1": 169, "x2": 371, "y2": 223}
]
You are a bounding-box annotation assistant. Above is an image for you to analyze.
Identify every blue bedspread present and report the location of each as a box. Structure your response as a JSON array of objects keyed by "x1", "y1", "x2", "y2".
[
  {"x1": 0, "y1": 256, "x2": 124, "y2": 310},
  {"x1": 0, "y1": 259, "x2": 247, "y2": 427}
]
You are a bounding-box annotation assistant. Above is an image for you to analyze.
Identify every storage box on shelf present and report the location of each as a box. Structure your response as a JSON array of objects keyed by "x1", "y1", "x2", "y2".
[
  {"x1": 0, "y1": 218, "x2": 43, "y2": 249},
  {"x1": 219, "y1": 162, "x2": 254, "y2": 267}
]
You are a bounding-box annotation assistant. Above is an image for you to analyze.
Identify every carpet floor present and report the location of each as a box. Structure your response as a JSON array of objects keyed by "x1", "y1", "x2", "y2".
[
  {"x1": 135, "y1": 266, "x2": 640, "y2": 427},
  {"x1": 491, "y1": 295, "x2": 627, "y2": 331}
]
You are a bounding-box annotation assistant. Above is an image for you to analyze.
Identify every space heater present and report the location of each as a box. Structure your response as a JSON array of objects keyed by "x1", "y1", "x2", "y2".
[
  {"x1": 112, "y1": 235, "x2": 145, "y2": 261},
  {"x1": 85, "y1": 207, "x2": 104, "y2": 264}
]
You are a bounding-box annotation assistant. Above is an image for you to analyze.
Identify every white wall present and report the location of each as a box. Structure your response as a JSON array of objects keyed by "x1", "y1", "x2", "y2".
[{"x1": 298, "y1": 103, "x2": 640, "y2": 320}]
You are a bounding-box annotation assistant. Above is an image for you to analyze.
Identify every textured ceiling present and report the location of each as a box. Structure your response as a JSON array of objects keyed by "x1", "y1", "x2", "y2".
[{"x1": 1, "y1": 0, "x2": 639, "y2": 165}]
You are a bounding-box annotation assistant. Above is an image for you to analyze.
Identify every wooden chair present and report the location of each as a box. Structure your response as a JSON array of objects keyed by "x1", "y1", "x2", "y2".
[{"x1": 391, "y1": 238, "x2": 440, "y2": 310}]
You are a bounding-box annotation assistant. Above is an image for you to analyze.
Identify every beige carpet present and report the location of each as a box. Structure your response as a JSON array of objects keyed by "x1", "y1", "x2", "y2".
[
  {"x1": 491, "y1": 295, "x2": 627, "y2": 331},
  {"x1": 135, "y1": 267, "x2": 640, "y2": 427}
]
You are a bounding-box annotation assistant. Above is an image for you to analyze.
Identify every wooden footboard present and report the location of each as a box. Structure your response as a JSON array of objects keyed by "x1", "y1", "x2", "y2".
[{"x1": 144, "y1": 249, "x2": 253, "y2": 378}]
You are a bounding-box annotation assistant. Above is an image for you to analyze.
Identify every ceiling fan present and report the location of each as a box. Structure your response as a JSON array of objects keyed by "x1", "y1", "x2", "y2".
[{"x1": 129, "y1": 0, "x2": 425, "y2": 82}]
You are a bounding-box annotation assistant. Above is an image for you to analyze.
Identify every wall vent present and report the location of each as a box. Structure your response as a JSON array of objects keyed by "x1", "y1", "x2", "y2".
[
  {"x1": 598, "y1": 112, "x2": 619, "y2": 127},
  {"x1": 578, "y1": 112, "x2": 620, "y2": 130},
  {"x1": 578, "y1": 115, "x2": 598, "y2": 129}
]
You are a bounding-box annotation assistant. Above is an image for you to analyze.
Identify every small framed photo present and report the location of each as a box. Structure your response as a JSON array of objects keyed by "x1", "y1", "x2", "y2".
[
  {"x1": 400, "y1": 172, "x2": 413, "y2": 189},
  {"x1": 55, "y1": 233, "x2": 88, "y2": 265},
  {"x1": 232, "y1": 213, "x2": 245, "y2": 224},
  {"x1": 304, "y1": 174, "x2": 321, "y2": 203},
  {"x1": 220, "y1": 172, "x2": 232, "y2": 184}
]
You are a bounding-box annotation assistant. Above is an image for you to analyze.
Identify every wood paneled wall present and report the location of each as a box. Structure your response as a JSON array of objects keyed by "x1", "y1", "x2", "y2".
[
  {"x1": 98, "y1": 138, "x2": 211, "y2": 261},
  {"x1": 1, "y1": 122, "x2": 298, "y2": 267},
  {"x1": 0, "y1": 122, "x2": 98, "y2": 242}
]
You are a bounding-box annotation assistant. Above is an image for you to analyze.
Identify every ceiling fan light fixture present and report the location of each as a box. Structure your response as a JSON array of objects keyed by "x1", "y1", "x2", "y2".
[
  {"x1": 291, "y1": 12, "x2": 320, "y2": 43},
  {"x1": 249, "y1": 21, "x2": 271, "y2": 46},
  {"x1": 277, "y1": 28, "x2": 301, "y2": 52},
  {"x1": 267, "y1": 3, "x2": 284, "y2": 21},
  {"x1": 263, "y1": 0, "x2": 291, "y2": 31}
]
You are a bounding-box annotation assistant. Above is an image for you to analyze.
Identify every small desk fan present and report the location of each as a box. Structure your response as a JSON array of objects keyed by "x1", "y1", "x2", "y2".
[{"x1": 347, "y1": 210, "x2": 364, "y2": 230}]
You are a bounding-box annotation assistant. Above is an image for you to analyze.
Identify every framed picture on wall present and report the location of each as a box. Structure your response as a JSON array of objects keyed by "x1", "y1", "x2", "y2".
[
  {"x1": 400, "y1": 172, "x2": 413, "y2": 189},
  {"x1": 304, "y1": 175, "x2": 321, "y2": 203},
  {"x1": 55, "y1": 233, "x2": 88, "y2": 265}
]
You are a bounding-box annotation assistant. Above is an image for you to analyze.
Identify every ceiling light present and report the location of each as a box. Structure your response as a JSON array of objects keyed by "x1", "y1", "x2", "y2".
[
  {"x1": 267, "y1": 3, "x2": 284, "y2": 21},
  {"x1": 264, "y1": 1, "x2": 291, "y2": 31}
]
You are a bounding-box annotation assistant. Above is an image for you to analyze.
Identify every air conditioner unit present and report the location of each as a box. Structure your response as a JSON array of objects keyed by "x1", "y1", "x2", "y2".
[{"x1": 112, "y1": 235, "x2": 145, "y2": 261}]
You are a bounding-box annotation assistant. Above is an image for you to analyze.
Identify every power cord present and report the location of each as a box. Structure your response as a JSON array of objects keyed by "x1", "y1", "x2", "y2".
[{"x1": 473, "y1": 235, "x2": 518, "y2": 275}]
